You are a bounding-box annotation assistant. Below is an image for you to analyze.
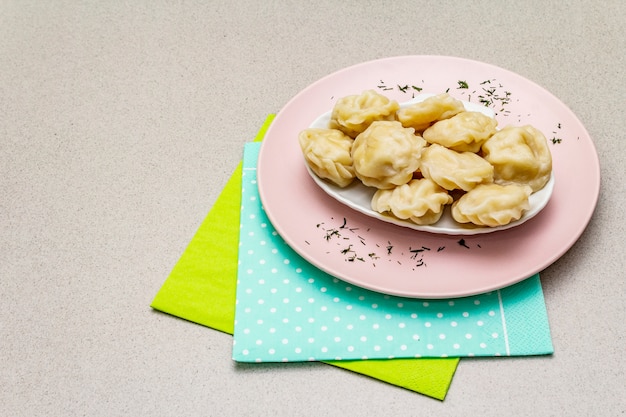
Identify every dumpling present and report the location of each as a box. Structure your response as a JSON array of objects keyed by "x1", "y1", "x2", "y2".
[
  {"x1": 298, "y1": 128, "x2": 355, "y2": 188},
  {"x1": 396, "y1": 93, "x2": 465, "y2": 132},
  {"x1": 419, "y1": 144, "x2": 494, "y2": 191},
  {"x1": 481, "y1": 125, "x2": 553, "y2": 192},
  {"x1": 351, "y1": 121, "x2": 426, "y2": 189},
  {"x1": 329, "y1": 90, "x2": 400, "y2": 138},
  {"x1": 422, "y1": 111, "x2": 498, "y2": 153},
  {"x1": 451, "y1": 183, "x2": 533, "y2": 227},
  {"x1": 371, "y1": 179, "x2": 453, "y2": 225}
]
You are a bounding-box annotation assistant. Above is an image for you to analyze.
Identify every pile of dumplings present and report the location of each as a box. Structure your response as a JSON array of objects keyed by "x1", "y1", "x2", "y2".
[{"x1": 298, "y1": 90, "x2": 552, "y2": 228}]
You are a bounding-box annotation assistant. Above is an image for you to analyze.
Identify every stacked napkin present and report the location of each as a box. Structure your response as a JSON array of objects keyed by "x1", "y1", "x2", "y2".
[{"x1": 151, "y1": 115, "x2": 553, "y2": 400}]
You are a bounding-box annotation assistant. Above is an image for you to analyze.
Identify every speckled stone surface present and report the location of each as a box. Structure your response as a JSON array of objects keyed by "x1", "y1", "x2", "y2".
[{"x1": 1, "y1": 1, "x2": 624, "y2": 416}]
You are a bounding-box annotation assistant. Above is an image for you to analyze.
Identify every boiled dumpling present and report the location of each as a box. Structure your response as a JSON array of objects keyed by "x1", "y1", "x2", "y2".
[
  {"x1": 481, "y1": 125, "x2": 553, "y2": 192},
  {"x1": 371, "y1": 178, "x2": 453, "y2": 225},
  {"x1": 451, "y1": 183, "x2": 533, "y2": 227},
  {"x1": 298, "y1": 128, "x2": 355, "y2": 188},
  {"x1": 420, "y1": 144, "x2": 494, "y2": 191},
  {"x1": 351, "y1": 120, "x2": 426, "y2": 189},
  {"x1": 422, "y1": 111, "x2": 498, "y2": 153},
  {"x1": 329, "y1": 90, "x2": 400, "y2": 138},
  {"x1": 396, "y1": 93, "x2": 465, "y2": 132}
]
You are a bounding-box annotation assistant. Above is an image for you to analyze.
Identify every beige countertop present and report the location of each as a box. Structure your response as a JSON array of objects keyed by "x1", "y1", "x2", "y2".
[{"x1": 1, "y1": 1, "x2": 624, "y2": 416}]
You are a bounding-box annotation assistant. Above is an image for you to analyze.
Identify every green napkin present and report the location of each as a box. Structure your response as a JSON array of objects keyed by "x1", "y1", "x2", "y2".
[{"x1": 150, "y1": 115, "x2": 459, "y2": 400}]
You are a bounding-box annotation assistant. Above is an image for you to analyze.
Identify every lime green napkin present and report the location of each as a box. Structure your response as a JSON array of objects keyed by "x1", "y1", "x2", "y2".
[{"x1": 150, "y1": 115, "x2": 459, "y2": 400}]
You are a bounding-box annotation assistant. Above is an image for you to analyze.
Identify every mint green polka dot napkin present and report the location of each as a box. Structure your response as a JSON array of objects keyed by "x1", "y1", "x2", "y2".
[{"x1": 233, "y1": 142, "x2": 553, "y2": 363}]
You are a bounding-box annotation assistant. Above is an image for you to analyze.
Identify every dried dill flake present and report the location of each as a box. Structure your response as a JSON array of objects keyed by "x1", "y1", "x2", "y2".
[
  {"x1": 318, "y1": 217, "x2": 379, "y2": 264},
  {"x1": 376, "y1": 80, "x2": 393, "y2": 91},
  {"x1": 551, "y1": 123, "x2": 563, "y2": 144},
  {"x1": 458, "y1": 239, "x2": 470, "y2": 249},
  {"x1": 409, "y1": 246, "x2": 431, "y2": 259},
  {"x1": 324, "y1": 229, "x2": 340, "y2": 241},
  {"x1": 457, "y1": 239, "x2": 481, "y2": 249},
  {"x1": 316, "y1": 217, "x2": 446, "y2": 269},
  {"x1": 450, "y1": 78, "x2": 514, "y2": 117},
  {"x1": 377, "y1": 80, "x2": 424, "y2": 96},
  {"x1": 478, "y1": 86, "x2": 511, "y2": 110}
]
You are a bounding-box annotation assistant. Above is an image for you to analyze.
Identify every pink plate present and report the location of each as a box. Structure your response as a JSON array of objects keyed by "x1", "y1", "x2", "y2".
[{"x1": 257, "y1": 55, "x2": 600, "y2": 298}]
